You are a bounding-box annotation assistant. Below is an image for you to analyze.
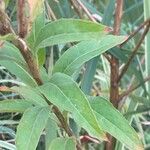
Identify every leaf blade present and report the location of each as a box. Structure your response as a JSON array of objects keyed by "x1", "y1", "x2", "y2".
[
  {"x1": 16, "y1": 106, "x2": 50, "y2": 150},
  {"x1": 89, "y1": 96, "x2": 144, "y2": 150},
  {"x1": 34, "y1": 19, "x2": 110, "y2": 50},
  {"x1": 53, "y1": 35, "x2": 126, "y2": 75},
  {"x1": 39, "y1": 73, "x2": 107, "y2": 140}
]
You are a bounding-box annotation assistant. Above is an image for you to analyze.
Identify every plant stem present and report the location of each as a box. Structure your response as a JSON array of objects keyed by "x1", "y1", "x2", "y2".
[
  {"x1": 119, "y1": 75, "x2": 150, "y2": 100},
  {"x1": 106, "y1": 0, "x2": 123, "y2": 150},
  {"x1": 120, "y1": 18, "x2": 150, "y2": 46},
  {"x1": 118, "y1": 22, "x2": 150, "y2": 82},
  {"x1": 17, "y1": 0, "x2": 28, "y2": 38}
]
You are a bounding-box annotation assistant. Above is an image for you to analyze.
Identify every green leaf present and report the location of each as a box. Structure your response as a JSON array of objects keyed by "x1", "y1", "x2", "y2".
[
  {"x1": 39, "y1": 73, "x2": 107, "y2": 140},
  {"x1": 34, "y1": 19, "x2": 110, "y2": 50},
  {"x1": 27, "y1": 13, "x2": 45, "y2": 50},
  {"x1": 16, "y1": 106, "x2": 50, "y2": 150},
  {"x1": 37, "y1": 48, "x2": 46, "y2": 66},
  {"x1": 53, "y1": 35, "x2": 126, "y2": 75},
  {"x1": 0, "y1": 60, "x2": 37, "y2": 87},
  {"x1": 45, "y1": 119, "x2": 58, "y2": 150},
  {"x1": 0, "y1": 41, "x2": 25, "y2": 65},
  {"x1": 48, "y1": 137, "x2": 76, "y2": 150},
  {"x1": 12, "y1": 86, "x2": 48, "y2": 107},
  {"x1": 0, "y1": 140, "x2": 16, "y2": 150},
  {"x1": 0, "y1": 99, "x2": 34, "y2": 113},
  {"x1": 89, "y1": 96, "x2": 144, "y2": 150}
]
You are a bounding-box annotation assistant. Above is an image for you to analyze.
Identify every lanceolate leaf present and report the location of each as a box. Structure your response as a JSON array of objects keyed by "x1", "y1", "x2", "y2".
[
  {"x1": 53, "y1": 35, "x2": 126, "y2": 75},
  {"x1": 34, "y1": 19, "x2": 110, "y2": 50},
  {"x1": 0, "y1": 60, "x2": 37, "y2": 87},
  {"x1": 0, "y1": 99, "x2": 34, "y2": 113},
  {"x1": 39, "y1": 73, "x2": 107, "y2": 140},
  {"x1": 16, "y1": 106, "x2": 50, "y2": 150},
  {"x1": 89, "y1": 96, "x2": 144, "y2": 150},
  {"x1": 48, "y1": 137, "x2": 76, "y2": 150}
]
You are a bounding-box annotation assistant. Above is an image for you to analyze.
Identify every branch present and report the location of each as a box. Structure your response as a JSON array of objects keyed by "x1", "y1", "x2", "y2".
[
  {"x1": 120, "y1": 18, "x2": 150, "y2": 46},
  {"x1": 106, "y1": 1, "x2": 123, "y2": 150},
  {"x1": 119, "y1": 75, "x2": 150, "y2": 100},
  {"x1": 118, "y1": 22, "x2": 150, "y2": 82},
  {"x1": 17, "y1": 0, "x2": 28, "y2": 38},
  {"x1": 75, "y1": 0, "x2": 96, "y2": 22}
]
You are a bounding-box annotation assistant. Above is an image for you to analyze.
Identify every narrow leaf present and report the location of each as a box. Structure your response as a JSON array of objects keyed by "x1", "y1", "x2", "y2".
[
  {"x1": 53, "y1": 35, "x2": 126, "y2": 75},
  {"x1": 34, "y1": 19, "x2": 110, "y2": 50},
  {"x1": 16, "y1": 106, "x2": 50, "y2": 150},
  {"x1": 39, "y1": 73, "x2": 107, "y2": 140},
  {"x1": 89, "y1": 96, "x2": 144, "y2": 150}
]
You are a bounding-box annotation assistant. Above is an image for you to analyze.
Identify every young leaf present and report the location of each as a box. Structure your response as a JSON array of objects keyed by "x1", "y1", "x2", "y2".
[
  {"x1": 34, "y1": 19, "x2": 110, "y2": 50},
  {"x1": 16, "y1": 106, "x2": 50, "y2": 150},
  {"x1": 48, "y1": 137, "x2": 76, "y2": 150},
  {"x1": 0, "y1": 99, "x2": 34, "y2": 113},
  {"x1": 39, "y1": 73, "x2": 107, "y2": 140},
  {"x1": 0, "y1": 60, "x2": 37, "y2": 87},
  {"x1": 53, "y1": 35, "x2": 126, "y2": 75},
  {"x1": 89, "y1": 96, "x2": 144, "y2": 150}
]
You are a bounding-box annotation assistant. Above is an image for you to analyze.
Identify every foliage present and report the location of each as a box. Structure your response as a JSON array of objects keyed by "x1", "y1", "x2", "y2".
[{"x1": 0, "y1": 0, "x2": 149, "y2": 150}]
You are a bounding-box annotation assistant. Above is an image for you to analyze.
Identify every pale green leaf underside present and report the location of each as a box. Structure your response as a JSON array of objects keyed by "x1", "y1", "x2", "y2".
[
  {"x1": 89, "y1": 97, "x2": 143, "y2": 150},
  {"x1": 34, "y1": 19, "x2": 109, "y2": 50},
  {"x1": 53, "y1": 35, "x2": 126, "y2": 75},
  {"x1": 49, "y1": 137, "x2": 76, "y2": 150},
  {"x1": 39, "y1": 73, "x2": 107, "y2": 140},
  {"x1": 16, "y1": 106, "x2": 50, "y2": 150}
]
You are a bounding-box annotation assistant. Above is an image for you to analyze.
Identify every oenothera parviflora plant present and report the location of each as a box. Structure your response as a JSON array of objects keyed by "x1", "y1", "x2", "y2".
[{"x1": 0, "y1": 13, "x2": 143, "y2": 150}]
